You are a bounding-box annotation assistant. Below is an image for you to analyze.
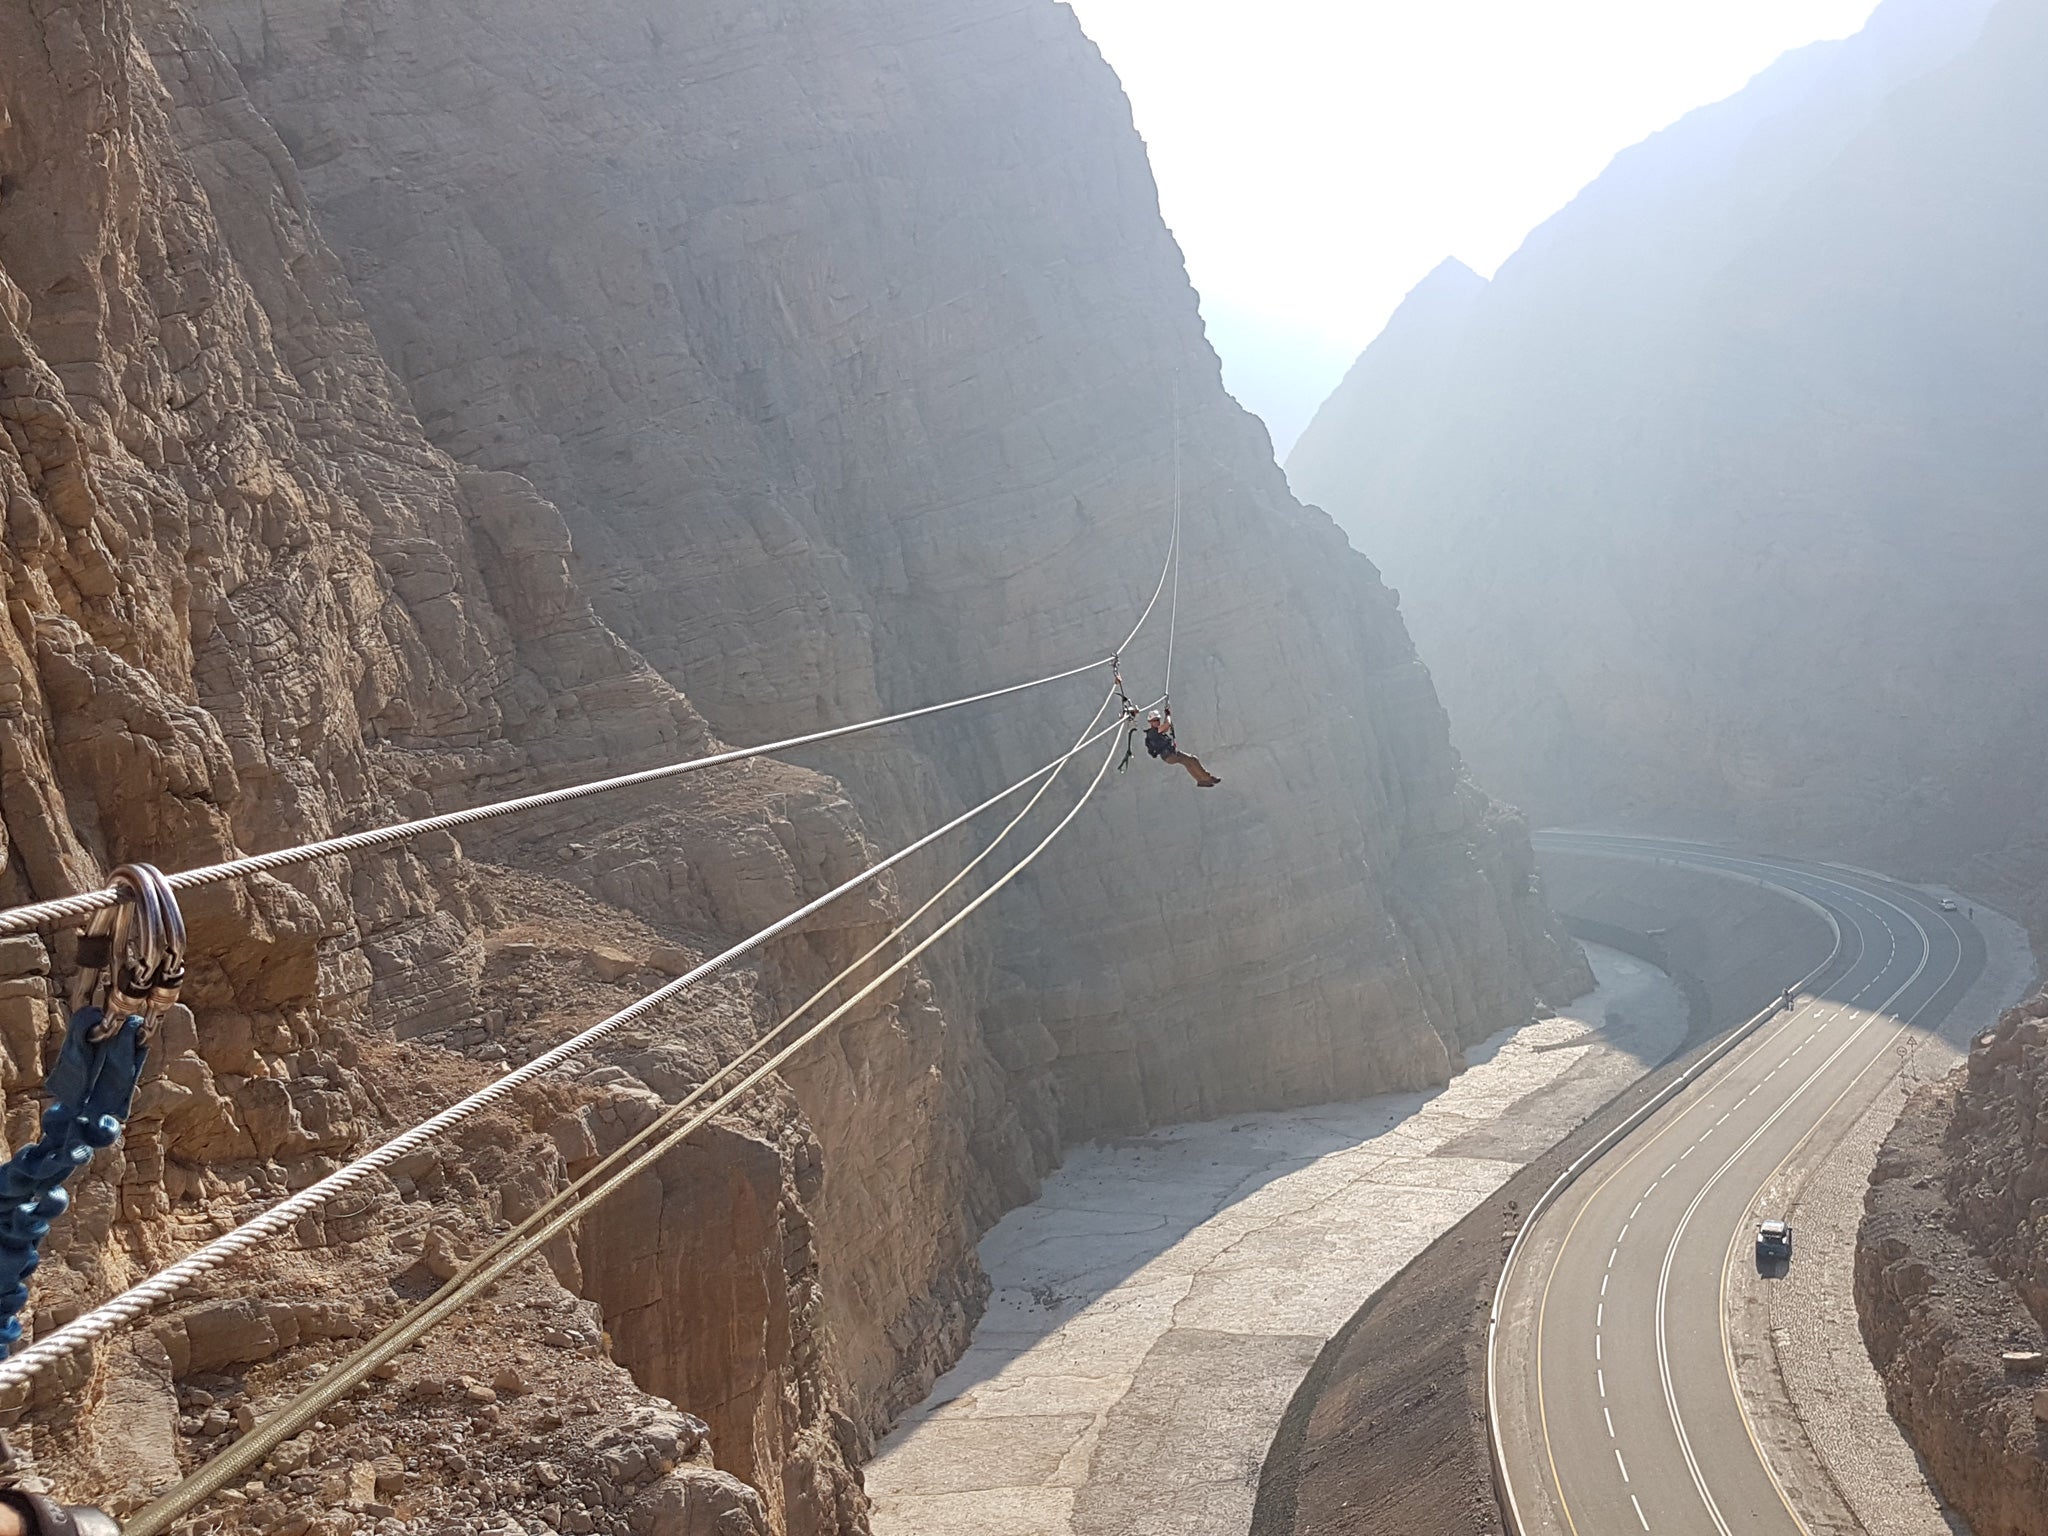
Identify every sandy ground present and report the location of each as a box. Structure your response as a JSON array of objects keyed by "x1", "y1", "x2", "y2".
[
  {"x1": 866, "y1": 945, "x2": 1685, "y2": 1536},
  {"x1": 1735, "y1": 890, "x2": 2037, "y2": 1536}
]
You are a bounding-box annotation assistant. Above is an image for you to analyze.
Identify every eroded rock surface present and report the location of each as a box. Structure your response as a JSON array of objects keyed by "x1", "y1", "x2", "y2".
[
  {"x1": 0, "y1": 2, "x2": 930, "y2": 1526},
  {"x1": 0, "y1": 0, "x2": 1585, "y2": 1529},
  {"x1": 1859, "y1": 997, "x2": 2048, "y2": 1534}
]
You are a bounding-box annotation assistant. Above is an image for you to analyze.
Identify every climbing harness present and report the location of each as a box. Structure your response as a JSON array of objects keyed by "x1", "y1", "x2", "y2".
[
  {"x1": 0, "y1": 866, "x2": 182, "y2": 1356},
  {"x1": 0, "y1": 1429, "x2": 119, "y2": 1536},
  {"x1": 0, "y1": 1484, "x2": 120, "y2": 1536}
]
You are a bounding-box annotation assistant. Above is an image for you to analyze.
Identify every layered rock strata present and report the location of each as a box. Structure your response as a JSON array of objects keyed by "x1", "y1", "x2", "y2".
[
  {"x1": 1859, "y1": 997, "x2": 2048, "y2": 1535},
  {"x1": 0, "y1": 0, "x2": 1585, "y2": 1529}
]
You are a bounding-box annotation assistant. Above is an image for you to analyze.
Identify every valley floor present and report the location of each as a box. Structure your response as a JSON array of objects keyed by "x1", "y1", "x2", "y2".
[{"x1": 866, "y1": 944, "x2": 1684, "y2": 1536}]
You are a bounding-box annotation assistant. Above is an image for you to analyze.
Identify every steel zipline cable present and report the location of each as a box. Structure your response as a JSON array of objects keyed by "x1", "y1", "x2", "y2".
[
  {"x1": 0, "y1": 702, "x2": 1137, "y2": 1398},
  {"x1": 0, "y1": 656, "x2": 1123, "y2": 940},
  {"x1": 1163, "y1": 384, "x2": 1183, "y2": 704},
  {"x1": 0, "y1": 382, "x2": 1198, "y2": 946},
  {"x1": 123, "y1": 710, "x2": 1140, "y2": 1536}
]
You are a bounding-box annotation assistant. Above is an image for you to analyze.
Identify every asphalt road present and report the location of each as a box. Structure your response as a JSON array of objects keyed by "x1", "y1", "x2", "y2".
[{"x1": 1494, "y1": 833, "x2": 1983, "y2": 1536}]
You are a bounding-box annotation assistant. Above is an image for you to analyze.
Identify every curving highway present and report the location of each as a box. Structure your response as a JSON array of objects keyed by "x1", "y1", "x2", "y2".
[{"x1": 1493, "y1": 833, "x2": 1984, "y2": 1536}]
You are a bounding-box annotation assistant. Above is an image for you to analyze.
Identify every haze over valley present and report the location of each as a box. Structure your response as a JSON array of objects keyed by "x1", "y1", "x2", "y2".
[{"x1": 0, "y1": 3, "x2": 2041, "y2": 1535}]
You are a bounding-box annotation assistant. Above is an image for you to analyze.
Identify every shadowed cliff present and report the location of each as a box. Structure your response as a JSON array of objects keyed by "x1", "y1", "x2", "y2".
[
  {"x1": 182, "y1": 0, "x2": 1589, "y2": 1137},
  {"x1": 1, "y1": 0, "x2": 1585, "y2": 1528}
]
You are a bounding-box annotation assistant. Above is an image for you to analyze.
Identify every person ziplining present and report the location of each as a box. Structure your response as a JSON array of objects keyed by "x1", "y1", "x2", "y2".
[{"x1": 1144, "y1": 708, "x2": 1219, "y2": 787}]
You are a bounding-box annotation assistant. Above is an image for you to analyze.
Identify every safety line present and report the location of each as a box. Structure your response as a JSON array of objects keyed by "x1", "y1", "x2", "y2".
[
  {"x1": 444, "y1": 686, "x2": 1121, "y2": 1298},
  {"x1": 0, "y1": 707, "x2": 1136, "y2": 1395},
  {"x1": 1116, "y1": 396, "x2": 1187, "y2": 664},
  {"x1": 124, "y1": 713, "x2": 1135, "y2": 1534},
  {"x1": 0, "y1": 653, "x2": 1117, "y2": 939},
  {"x1": 1164, "y1": 381, "x2": 1182, "y2": 703}
]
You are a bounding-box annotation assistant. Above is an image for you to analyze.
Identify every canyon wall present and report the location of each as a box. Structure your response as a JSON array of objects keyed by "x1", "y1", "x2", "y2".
[
  {"x1": 1287, "y1": 0, "x2": 2048, "y2": 928},
  {"x1": 178, "y1": 0, "x2": 1589, "y2": 1146},
  {"x1": 0, "y1": 0, "x2": 1585, "y2": 1528},
  {"x1": 0, "y1": 1, "x2": 988, "y2": 1526},
  {"x1": 1858, "y1": 997, "x2": 2048, "y2": 1535}
]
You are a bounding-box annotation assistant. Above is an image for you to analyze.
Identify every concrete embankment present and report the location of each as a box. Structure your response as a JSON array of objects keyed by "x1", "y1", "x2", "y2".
[
  {"x1": 867, "y1": 943, "x2": 1681, "y2": 1536},
  {"x1": 1251, "y1": 847, "x2": 1836, "y2": 1536}
]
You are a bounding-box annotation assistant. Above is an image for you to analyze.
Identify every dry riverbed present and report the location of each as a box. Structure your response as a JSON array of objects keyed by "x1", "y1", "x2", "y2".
[{"x1": 868, "y1": 944, "x2": 1685, "y2": 1536}]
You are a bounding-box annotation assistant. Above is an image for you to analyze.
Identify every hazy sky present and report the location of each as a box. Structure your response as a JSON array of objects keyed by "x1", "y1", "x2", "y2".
[{"x1": 1066, "y1": 0, "x2": 1884, "y2": 456}]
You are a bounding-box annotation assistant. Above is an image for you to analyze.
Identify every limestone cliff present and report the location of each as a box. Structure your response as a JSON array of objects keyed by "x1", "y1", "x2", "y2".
[
  {"x1": 177, "y1": 0, "x2": 1587, "y2": 1150},
  {"x1": 1858, "y1": 997, "x2": 2048, "y2": 1535},
  {"x1": 0, "y1": 1, "x2": 976, "y2": 1527},
  {"x1": 0, "y1": 0, "x2": 1585, "y2": 1529},
  {"x1": 1289, "y1": 0, "x2": 2048, "y2": 924}
]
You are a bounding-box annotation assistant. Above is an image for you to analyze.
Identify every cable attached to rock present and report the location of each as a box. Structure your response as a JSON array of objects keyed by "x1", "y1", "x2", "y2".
[
  {"x1": 122, "y1": 707, "x2": 1135, "y2": 1536},
  {"x1": 0, "y1": 708, "x2": 1135, "y2": 1399}
]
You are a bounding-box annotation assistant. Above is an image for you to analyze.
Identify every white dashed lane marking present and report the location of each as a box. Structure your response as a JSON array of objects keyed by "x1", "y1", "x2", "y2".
[{"x1": 1563, "y1": 908, "x2": 1936, "y2": 1536}]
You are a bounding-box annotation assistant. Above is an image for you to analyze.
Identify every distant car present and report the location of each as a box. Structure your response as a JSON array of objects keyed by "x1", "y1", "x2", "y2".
[
  {"x1": 1755, "y1": 1219, "x2": 1793, "y2": 1264},
  {"x1": 1939, "y1": 898, "x2": 1959, "y2": 912}
]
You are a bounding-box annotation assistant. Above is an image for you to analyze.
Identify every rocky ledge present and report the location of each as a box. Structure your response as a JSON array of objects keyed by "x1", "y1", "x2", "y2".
[{"x1": 1858, "y1": 998, "x2": 2048, "y2": 1535}]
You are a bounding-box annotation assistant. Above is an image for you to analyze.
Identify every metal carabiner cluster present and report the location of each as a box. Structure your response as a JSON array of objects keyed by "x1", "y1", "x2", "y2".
[
  {"x1": 0, "y1": 866, "x2": 185, "y2": 1354},
  {"x1": 70, "y1": 865, "x2": 186, "y2": 1044}
]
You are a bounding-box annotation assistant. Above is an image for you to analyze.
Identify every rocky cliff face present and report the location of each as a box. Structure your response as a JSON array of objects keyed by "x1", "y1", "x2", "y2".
[
  {"x1": 0, "y1": 1, "x2": 971, "y2": 1526},
  {"x1": 178, "y1": 0, "x2": 1588, "y2": 1141},
  {"x1": 0, "y1": 0, "x2": 1584, "y2": 1528},
  {"x1": 1858, "y1": 997, "x2": 2048, "y2": 1535},
  {"x1": 1287, "y1": 0, "x2": 2048, "y2": 924}
]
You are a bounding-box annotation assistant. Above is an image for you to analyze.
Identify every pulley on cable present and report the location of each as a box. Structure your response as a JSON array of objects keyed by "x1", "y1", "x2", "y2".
[{"x1": 0, "y1": 865, "x2": 184, "y2": 1355}]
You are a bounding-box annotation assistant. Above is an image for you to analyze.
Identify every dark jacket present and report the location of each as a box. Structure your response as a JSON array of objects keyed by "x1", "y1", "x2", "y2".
[{"x1": 1144, "y1": 726, "x2": 1175, "y2": 758}]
